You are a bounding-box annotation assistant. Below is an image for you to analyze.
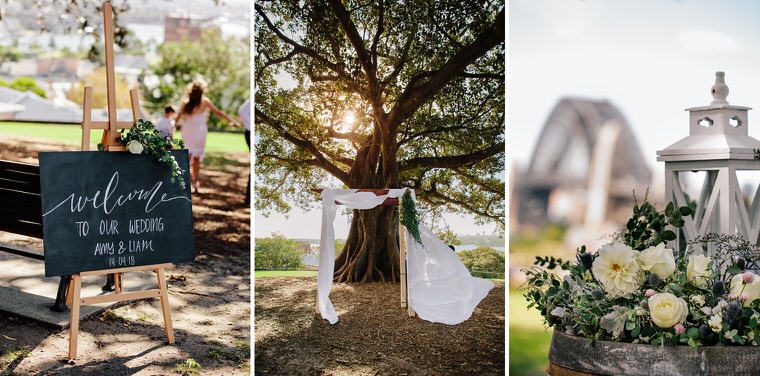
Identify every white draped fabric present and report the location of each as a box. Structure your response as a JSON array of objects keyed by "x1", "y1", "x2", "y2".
[{"x1": 318, "y1": 189, "x2": 494, "y2": 325}]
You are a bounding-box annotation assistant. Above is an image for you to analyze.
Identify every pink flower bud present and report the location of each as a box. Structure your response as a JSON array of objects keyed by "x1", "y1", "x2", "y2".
[
  {"x1": 743, "y1": 272, "x2": 755, "y2": 284},
  {"x1": 645, "y1": 289, "x2": 656, "y2": 297},
  {"x1": 730, "y1": 293, "x2": 739, "y2": 300},
  {"x1": 674, "y1": 324, "x2": 686, "y2": 334},
  {"x1": 741, "y1": 293, "x2": 750, "y2": 301}
]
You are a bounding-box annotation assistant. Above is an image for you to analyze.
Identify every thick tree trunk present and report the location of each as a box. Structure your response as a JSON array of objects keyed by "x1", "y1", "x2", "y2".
[{"x1": 333, "y1": 205, "x2": 400, "y2": 282}]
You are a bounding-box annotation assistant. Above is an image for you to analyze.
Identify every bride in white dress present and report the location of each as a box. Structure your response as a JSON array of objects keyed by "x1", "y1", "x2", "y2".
[{"x1": 175, "y1": 80, "x2": 240, "y2": 193}]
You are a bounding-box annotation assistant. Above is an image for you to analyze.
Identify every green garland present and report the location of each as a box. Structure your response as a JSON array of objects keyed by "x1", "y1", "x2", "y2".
[
  {"x1": 399, "y1": 189, "x2": 423, "y2": 245},
  {"x1": 99, "y1": 119, "x2": 187, "y2": 190}
]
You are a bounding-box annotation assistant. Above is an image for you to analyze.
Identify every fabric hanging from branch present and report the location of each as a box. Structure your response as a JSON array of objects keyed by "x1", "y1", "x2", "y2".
[{"x1": 318, "y1": 188, "x2": 494, "y2": 325}]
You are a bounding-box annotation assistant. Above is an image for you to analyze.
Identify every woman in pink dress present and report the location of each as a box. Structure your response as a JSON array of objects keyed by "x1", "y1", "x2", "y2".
[{"x1": 175, "y1": 80, "x2": 239, "y2": 193}]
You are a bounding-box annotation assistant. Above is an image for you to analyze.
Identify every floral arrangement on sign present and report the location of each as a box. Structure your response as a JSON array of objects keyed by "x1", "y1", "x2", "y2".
[
  {"x1": 98, "y1": 119, "x2": 186, "y2": 189},
  {"x1": 524, "y1": 195, "x2": 760, "y2": 347}
]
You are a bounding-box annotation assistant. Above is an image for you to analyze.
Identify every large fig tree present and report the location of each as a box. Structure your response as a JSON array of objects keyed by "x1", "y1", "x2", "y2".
[{"x1": 255, "y1": 0, "x2": 505, "y2": 282}]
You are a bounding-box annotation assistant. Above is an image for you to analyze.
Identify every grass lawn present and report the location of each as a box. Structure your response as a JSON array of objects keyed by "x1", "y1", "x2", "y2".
[
  {"x1": 510, "y1": 288, "x2": 553, "y2": 376},
  {"x1": 0, "y1": 122, "x2": 249, "y2": 154},
  {"x1": 254, "y1": 270, "x2": 318, "y2": 278}
]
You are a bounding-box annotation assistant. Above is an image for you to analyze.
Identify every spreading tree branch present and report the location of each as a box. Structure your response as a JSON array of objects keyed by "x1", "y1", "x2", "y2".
[
  {"x1": 387, "y1": 7, "x2": 504, "y2": 127},
  {"x1": 399, "y1": 141, "x2": 505, "y2": 172},
  {"x1": 255, "y1": 107, "x2": 350, "y2": 184}
]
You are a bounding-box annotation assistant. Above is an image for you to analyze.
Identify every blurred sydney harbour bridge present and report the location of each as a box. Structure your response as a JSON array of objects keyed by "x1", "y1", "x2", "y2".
[{"x1": 512, "y1": 97, "x2": 653, "y2": 233}]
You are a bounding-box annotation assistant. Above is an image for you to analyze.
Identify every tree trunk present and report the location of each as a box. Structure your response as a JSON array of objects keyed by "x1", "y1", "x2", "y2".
[{"x1": 334, "y1": 205, "x2": 400, "y2": 282}]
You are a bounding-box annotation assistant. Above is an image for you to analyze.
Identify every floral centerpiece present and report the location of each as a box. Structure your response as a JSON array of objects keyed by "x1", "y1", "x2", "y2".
[
  {"x1": 98, "y1": 119, "x2": 186, "y2": 189},
  {"x1": 524, "y1": 195, "x2": 760, "y2": 347}
]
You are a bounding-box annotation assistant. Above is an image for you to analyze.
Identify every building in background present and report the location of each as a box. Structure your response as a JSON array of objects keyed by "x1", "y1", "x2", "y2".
[{"x1": 164, "y1": 14, "x2": 220, "y2": 42}]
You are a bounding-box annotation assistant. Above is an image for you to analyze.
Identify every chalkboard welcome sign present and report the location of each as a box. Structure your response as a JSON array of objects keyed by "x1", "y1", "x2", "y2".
[{"x1": 39, "y1": 150, "x2": 195, "y2": 277}]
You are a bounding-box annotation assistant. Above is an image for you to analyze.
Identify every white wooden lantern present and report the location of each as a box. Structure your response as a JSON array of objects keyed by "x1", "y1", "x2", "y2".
[{"x1": 658, "y1": 72, "x2": 760, "y2": 252}]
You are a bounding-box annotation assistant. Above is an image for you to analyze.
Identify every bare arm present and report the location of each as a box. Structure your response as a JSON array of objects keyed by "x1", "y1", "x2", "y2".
[
  {"x1": 203, "y1": 97, "x2": 240, "y2": 127},
  {"x1": 174, "y1": 104, "x2": 185, "y2": 126}
]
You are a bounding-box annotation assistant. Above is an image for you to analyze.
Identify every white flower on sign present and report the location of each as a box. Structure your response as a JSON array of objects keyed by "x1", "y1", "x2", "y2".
[{"x1": 126, "y1": 140, "x2": 144, "y2": 154}]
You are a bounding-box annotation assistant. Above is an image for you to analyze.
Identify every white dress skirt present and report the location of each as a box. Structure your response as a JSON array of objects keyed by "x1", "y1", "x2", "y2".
[{"x1": 181, "y1": 110, "x2": 208, "y2": 161}]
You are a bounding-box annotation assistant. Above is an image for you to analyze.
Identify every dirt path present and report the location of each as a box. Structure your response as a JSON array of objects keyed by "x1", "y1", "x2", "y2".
[
  {"x1": 255, "y1": 277, "x2": 505, "y2": 375},
  {"x1": 0, "y1": 135, "x2": 251, "y2": 375}
]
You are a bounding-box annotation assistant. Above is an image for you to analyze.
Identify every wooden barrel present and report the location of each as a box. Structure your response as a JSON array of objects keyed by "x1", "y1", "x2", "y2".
[{"x1": 546, "y1": 330, "x2": 760, "y2": 376}]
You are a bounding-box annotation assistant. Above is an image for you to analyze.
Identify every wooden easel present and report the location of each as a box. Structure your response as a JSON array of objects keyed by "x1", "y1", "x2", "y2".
[{"x1": 66, "y1": 1, "x2": 175, "y2": 360}]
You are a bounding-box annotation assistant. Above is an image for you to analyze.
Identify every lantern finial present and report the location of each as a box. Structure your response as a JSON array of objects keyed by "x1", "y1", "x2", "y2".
[{"x1": 711, "y1": 71, "x2": 729, "y2": 105}]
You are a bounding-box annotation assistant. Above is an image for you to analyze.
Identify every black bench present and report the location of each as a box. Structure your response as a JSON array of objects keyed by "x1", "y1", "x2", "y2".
[{"x1": 0, "y1": 159, "x2": 70, "y2": 311}]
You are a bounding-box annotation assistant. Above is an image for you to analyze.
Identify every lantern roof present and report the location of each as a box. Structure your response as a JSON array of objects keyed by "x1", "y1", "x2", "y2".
[{"x1": 658, "y1": 72, "x2": 760, "y2": 162}]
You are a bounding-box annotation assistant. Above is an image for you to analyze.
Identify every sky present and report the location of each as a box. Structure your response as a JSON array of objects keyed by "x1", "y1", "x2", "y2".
[{"x1": 510, "y1": 0, "x2": 760, "y2": 177}]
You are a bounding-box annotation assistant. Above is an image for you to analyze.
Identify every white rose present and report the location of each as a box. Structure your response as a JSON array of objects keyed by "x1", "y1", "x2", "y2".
[
  {"x1": 638, "y1": 243, "x2": 676, "y2": 279},
  {"x1": 709, "y1": 313, "x2": 723, "y2": 333},
  {"x1": 686, "y1": 254, "x2": 713, "y2": 288},
  {"x1": 648, "y1": 292, "x2": 688, "y2": 328},
  {"x1": 730, "y1": 272, "x2": 760, "y2": 307},
  {"x1": 591, "y1": 242, "x2": 643, "y2": 296},
  {"x1": 126, "y1": 140, "x2": 144, "y2": 154},
  {"x1": 689, "y1": 294, "x2": 706, "y2": 307}
]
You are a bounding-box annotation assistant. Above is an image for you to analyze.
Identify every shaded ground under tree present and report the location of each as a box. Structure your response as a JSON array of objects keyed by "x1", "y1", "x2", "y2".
[{"x1": 255, "y1": 277, "x2": 505, "y2": 375}]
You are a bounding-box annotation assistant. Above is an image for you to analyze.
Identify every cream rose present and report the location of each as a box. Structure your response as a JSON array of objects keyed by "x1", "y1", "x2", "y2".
[
  {"x1": 648, "y1": 292, "x2": 688, "y2": 328},
  {"x1": 591, "y1": 242, "x2": 642, "y2": 296},
  {"x1": 730, "y1": 272, "x2": 760, "y2": 307},
  {"x1": 126, "y1": 140, "x2": 144, "y2": 154},
  {"x1": 687, "y1": 254, "x2": 713, "y2": 288},
  {"x1": 637, "y1": 243, "x2": 676, "y2": 279}
]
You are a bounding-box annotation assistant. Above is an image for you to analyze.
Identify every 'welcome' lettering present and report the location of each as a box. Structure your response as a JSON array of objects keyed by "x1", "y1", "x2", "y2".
[{"x1": 42, "y1": 171, "x2": 189, "y2": 217}]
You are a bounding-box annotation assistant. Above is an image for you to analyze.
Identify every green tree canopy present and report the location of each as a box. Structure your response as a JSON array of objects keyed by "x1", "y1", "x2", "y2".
[
  {"x1": 139, "y1": 30, "x2": 250, "y2": 128},
  {"x1": 254, "y1": 233, "x2": 304, "y2": 270},
  {"x1": 0, "y1": 77, "x2": 47, "y2": 98},
  {"x1": 457, "y1": 246, "x2": 505, "y2": 279},
  {"x1": 256, "y1": 0, "x2": 504, "y2": 282}
]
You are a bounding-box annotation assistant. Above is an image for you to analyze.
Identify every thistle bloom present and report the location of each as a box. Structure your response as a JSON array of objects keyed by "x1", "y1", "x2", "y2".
[
  {"x1": 592, "y1": 243, "x2": 643, "y2": 296},
  {"x1": 638, "y1": 243, "x2": 676, "y2": 279}
]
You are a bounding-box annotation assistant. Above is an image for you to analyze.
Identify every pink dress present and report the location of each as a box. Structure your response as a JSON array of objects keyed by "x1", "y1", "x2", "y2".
[{"x1": 181, "y1": 110, "x2": 208, "y2": 160}]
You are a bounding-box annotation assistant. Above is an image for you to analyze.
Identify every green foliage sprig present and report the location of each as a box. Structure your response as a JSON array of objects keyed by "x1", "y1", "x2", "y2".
[
  {"x1": 400, "y1": 190, "x2": 423, "y2": 245},
  {"x1": 100, "y1": 119, "x2": 186, "y2": 190},
  {"x1": 623, "y1": 192, "x2": 694, "y2": 251}
]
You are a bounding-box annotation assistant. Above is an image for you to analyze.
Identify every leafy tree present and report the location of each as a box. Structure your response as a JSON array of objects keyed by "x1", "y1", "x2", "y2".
[
  {"x1": 66, "y1": 67, "x2": 133, "y2": 108},
  {"x1": 254, "y1": 233, "x2": 304, "y2": 270},
  {"x1": 139, "y1": 30, "x2": 250, "y2": 129},
  {"x1": 0, "y1": 77, "x2": 47, "y2": 98},
  {"x1": 256, "y1": 1, "x2": 505, "y2": 282},
  {"x1": 457, "y1": 246, "x2": 505, "y2": 279},
  {"x1": 0, "y1": 45, "x2": 23, "y2": 63}
]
